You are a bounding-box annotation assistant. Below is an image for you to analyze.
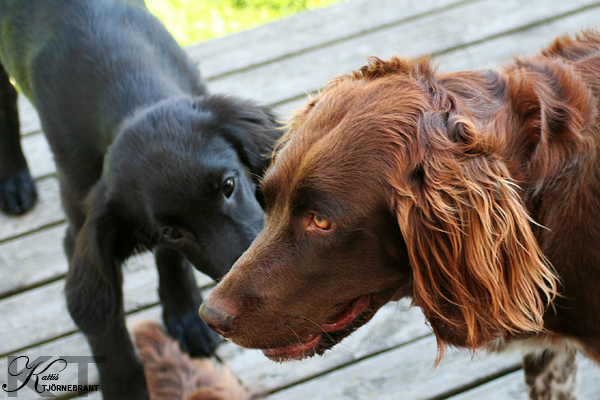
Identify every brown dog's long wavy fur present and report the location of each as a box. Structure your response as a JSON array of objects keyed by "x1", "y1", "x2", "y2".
[
  {"x1": 132, "y1": 321, "x2": 250, "y2": 400},
  {"x1": 368, "y1": 58, "x2": 559, "y2": 355},
  {"x1": 396, "y1": 108, "x2": 557, "y2": 356}
]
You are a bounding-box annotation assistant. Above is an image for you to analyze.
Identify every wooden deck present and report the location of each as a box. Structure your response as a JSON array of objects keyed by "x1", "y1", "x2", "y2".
[{"x1": 2, "y1": 0, "x2": 600, "y2": 398}]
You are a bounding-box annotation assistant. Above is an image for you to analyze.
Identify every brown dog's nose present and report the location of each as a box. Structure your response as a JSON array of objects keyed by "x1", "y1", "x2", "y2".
[{"x1": 199, "y1": 300, "x2": 237, "y2": 337}]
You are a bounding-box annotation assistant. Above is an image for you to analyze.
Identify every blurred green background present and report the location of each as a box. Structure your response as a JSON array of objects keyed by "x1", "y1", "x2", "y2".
[{"x1": 146, "y1": 0, "x2": 344, "y2": 46}]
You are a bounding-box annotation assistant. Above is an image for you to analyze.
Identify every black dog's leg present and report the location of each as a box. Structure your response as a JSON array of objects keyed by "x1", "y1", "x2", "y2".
[
  {"x1": 523, "y1": 348, "x2": 579, "y2": 400},
  {"x1": 0, "y1": 63, "x2": 37, "y2": 214},
  {"x1": 86, "y1": 316, "x2": 149, "y2": 400},
  {"x1": 155, "y1": 246, "x2": 221, "y2": 356},
  {"x1": 64, "y1": 183, "x2": 149, "y2": 400}
]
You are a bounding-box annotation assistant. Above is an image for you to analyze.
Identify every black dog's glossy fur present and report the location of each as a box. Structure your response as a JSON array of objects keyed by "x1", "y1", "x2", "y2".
[{"x1": 0, "y1": 0, "x2": 280, "y2": 398}]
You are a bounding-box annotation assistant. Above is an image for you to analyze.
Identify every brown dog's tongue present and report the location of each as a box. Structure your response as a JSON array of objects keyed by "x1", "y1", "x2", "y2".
[{"x1": 320, "y1": 295, "x2": 370, "y2": 333}]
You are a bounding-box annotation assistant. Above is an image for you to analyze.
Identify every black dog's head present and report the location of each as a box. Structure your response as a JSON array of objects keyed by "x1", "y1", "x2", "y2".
[
  {"x1": 66, "y1": 95, "x2": 281, "y2": 333},
  {"x1": 107, "y1": 95, "x2": 278, "y2": 278}
]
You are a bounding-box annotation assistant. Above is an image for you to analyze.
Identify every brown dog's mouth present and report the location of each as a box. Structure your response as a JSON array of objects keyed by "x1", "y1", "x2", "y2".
[{"x1": 262, "y1": 294, "x2": 371, "y2": 361}]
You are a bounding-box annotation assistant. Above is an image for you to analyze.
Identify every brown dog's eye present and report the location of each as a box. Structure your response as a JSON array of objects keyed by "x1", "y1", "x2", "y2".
[
  {"x1": 312, "y1": 214, "x2": 332, "y2": 230},
  {"x1": 222, "y1": 177, "x2": 235, "y2": 198},
  {"x1": 162, "y1": 227, "x2": 183, "y2": 241}
]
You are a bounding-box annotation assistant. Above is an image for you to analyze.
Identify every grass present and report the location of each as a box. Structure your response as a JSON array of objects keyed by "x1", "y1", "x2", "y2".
[{"x1": 146, "y1": 0, "x2": 345, "y2": 46}]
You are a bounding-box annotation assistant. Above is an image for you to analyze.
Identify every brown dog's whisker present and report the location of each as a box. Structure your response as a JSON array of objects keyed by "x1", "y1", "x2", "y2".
[{"x1": 296, "y1": 315, "x2": 339, "y2": 345}]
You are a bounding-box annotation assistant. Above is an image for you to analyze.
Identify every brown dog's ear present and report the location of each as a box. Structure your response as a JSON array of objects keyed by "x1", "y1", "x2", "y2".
[
  {"x1": 65, "y1": 182, "x2": 126, "y2": 335},
  {"x1": 392, "y1": 109, "x2": 558, "y2": 358}
]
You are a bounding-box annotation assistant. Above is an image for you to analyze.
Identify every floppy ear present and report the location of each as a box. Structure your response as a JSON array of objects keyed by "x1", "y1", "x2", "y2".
[
  {"x1": 216, "y1": 98, "x2": 282, "y2": 206},
  {"x1": 65, "y1": 182, "x2": 127, "y2": 336},
  {"x1": 392, "y1": 110, "x2": 558, "y2": 357},
  {"x1": 220, "y1": 99, "x2": 282, "y2": 178}
]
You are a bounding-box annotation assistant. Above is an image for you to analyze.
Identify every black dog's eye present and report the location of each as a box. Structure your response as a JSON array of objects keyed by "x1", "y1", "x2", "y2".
[
  {"x1": 162, "y1": 227, "x2": 183, "y2": 242},
  {"x1": 222, "y1": 177, "x2": 235, "y2": 198}
]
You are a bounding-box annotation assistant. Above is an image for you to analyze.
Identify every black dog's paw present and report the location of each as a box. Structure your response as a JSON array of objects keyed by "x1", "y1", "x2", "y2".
[
  {"x1": 0, "y1": 170, "x2": 37, "y2": 214},
  {"x1": 164, "y1": 310, "x2": 221, "y2": 357}
]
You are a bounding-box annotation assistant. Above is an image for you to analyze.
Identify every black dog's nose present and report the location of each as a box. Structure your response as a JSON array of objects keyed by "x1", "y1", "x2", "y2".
[{"x1": 199, "y1": 300, "x2": 237, "y2": 337}]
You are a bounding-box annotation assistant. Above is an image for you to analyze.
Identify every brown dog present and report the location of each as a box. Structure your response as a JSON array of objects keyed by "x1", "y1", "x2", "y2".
[
  {"x1": 132, "y1": 321, "x2": 249, "y2": 400},
  {"x1": 201, "y1": 30, "x2": 600, "y2": 399}
]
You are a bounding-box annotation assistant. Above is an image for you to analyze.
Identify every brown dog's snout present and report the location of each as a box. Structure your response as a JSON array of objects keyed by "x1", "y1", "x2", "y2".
[{"x1": 199, "y1": 298, "x2": 238, "y2": 337}]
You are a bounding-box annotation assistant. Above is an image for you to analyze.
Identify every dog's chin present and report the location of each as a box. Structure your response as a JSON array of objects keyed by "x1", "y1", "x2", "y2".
[{"x1": 261, "y1": 294, "x2": 375, "y2": 362}]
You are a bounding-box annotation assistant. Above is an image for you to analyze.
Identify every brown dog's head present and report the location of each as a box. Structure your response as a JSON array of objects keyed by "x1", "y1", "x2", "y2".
[{"x1": 200, "y1": 57, "x2": 559, "y2": 361}]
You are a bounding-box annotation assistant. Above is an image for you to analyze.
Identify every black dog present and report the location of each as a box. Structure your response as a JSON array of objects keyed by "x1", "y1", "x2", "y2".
[{"x1": 0, "y1": 0, "x2": 280, "y2": 398}]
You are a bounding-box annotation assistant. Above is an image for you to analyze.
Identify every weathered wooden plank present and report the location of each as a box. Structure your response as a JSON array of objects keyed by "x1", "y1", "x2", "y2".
[
  {"x1": 208, "y1": 0, "x2": 600, "y2": 106},
  {"x1": 217, "y1": 299, "x2": 432, "y2": 395},
  {"x1": 447, "y1": 355, "x2": 600, "y2": 400},
  {"x1": 186, "y1": 0, "x2": 466, "y2": 79},
  {"x1": 0, "y1": 178, "x2": 65, "y2": 242},
  {"x1": 439, "y1": 7, "x2": 600, "y2": 72},
  {"x1": 0, "y1": 251, "x2": 212, "y2": 356},
  {"x1": 0, "y1": 257, "x2": 152, "y2": 356},
  {"x1": 18, "y1": 95, "x2": 42, "y2": 136},
  {"x1": 0, "y1": 224, "x2": 66, "y2": 297},
  {"x1": 261, "y1": 335, "x2": 521, "y2": 400}
]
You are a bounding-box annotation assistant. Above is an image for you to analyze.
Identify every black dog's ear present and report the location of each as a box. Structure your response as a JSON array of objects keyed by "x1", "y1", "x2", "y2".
[
  {"x1": 208, "y1": 96, "x2": 282, "y2": 179},
  {"x1": 65, "y1": 182, "x2": 127, "y2": 336},
  {"x1": 236, "y1": 104, "x2": 282, "y2": 177}
]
